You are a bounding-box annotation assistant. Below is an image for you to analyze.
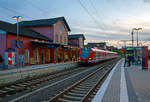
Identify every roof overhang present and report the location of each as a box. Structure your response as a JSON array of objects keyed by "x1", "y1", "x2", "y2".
[
  {"x1": 0, "y1": 29, "x2": 6, "y2": 34},
  {"x1": 30, "y1": 40, "x2": 60, "y2": 48}
]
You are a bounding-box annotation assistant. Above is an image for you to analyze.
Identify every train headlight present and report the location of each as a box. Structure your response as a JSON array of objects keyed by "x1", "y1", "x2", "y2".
[{"x1": 89, "y1": 58, "x2": 92, "y2": 60}]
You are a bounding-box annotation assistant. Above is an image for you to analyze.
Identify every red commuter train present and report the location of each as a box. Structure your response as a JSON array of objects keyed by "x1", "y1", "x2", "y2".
[{"x1": 80, "y1": 47, "x2": 117, "y2": 64}]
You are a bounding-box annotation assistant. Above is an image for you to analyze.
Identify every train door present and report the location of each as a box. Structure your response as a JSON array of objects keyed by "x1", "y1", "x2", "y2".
[
  {"x1": 100, "y1": 52, "x2": 102, "y2": 60},
  {"x1": 96, "y1": 52, "x2": 98, "y2": 62}
]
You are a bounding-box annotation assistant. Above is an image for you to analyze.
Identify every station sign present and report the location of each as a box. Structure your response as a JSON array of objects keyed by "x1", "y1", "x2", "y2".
[{"x1": 10, "y1": 40, "x2": 23, "y2": 47}]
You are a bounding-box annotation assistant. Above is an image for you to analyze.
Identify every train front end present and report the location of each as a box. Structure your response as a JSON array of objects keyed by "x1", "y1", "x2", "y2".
[{"x1": 80, "y1": 47, "x2": 91, "y2": 64}]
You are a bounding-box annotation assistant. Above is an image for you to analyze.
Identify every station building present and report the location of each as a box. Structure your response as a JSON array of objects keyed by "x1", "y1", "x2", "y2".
[
  {"x1": 86, "y1": 42, "x2": 106, "y2": 50},
  {"x1": 68, "y1": 34, "x2": 86, "y2": 61},
  {"x1": 20, "y1": 17, "x2": 71, "y2": 64},
  {"x1": 0, "y1": 20, "x2": 51, "y2": 67},
  {"x1": 0, "y1": 17, "x2": 86, "y2": 68}
]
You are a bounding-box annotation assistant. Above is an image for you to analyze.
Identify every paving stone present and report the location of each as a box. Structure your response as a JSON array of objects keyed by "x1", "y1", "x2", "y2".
[
  {"x1": 101, "y1": 60, "x2": 122, "y2": 102},
  {"x1": 126, "y1": 62, "x2": 150, "y2": 102},
  {"x1": 93, "y1": 60, "x2": 150, "y2": 102}
]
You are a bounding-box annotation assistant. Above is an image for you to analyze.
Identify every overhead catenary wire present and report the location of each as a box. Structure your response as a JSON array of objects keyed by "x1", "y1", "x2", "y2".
[
  {"x1": 0, "y1": 5, "x2": 35, "y2": 19},
  {"x1": 88, "y1": 0, "x2": 135, "y2": 44},
  {"x1": 0, "y1": 12, "x2": 14, "y2": 22},
  {"x1": 77, "y1": 0, "x2": 109, "y2": 39},
  {"x1": 24, "y1": 0, "x2": 54, "y2": 17},
  {"x1": 77, "y1": 0, "x2": 103, "y2": 29},
  {"x1": 0, "y1": 0, "x2": 54, "y2": 21},
  {"x1": 88, "y1": 0, "x2": 111, "y2": 40},
  {"x1": 88, "y1": 0, "x2": 108, "y2": 30}
]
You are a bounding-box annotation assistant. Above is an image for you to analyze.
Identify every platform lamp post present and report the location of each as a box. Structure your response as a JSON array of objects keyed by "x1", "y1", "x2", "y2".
[
  {"x1": 12, "y1": 16, "x2": 23, "y2": 68},
  {"x1": 121, "y1": 40, "x2": 127, "y2": 66},
  {"x1": 132, "y1": 28, "x2": 142, "y2": 65},
  {"x1": 131, "y1": 30, "x2": 134, "y2": 47},
  {"x1": 132, "y1": 28, "x2": 142, "y2": 47}
]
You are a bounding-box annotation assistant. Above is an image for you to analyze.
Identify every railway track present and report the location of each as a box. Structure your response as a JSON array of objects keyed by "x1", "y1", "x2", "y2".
[
  {"x1": 48, "y1": 60, "x2": 117, "y2": 102},
  {"x1": 0, "y1": 67, "x2": 82, "y2": 98},
  {"x1": 0, "y1": 58, "x2": 120, "y2": 102}
]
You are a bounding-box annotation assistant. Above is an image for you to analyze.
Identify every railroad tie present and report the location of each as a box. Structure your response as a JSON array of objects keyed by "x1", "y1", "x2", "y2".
[
  {"x1": 58, "y1": 98, "x2": 80, "y2": 102},
  {"x1": 71, "y1": 89, "x2": 88, "y2": 94},
  {"x1": 67, "y1": 92, "x2": 85, "y2": 97},
  {"x1": 74, "y1": 87, "x2": 89, "y2": 91},
  {"x1": 63, "y1": 94, "x2": 82, "y2": 101}
]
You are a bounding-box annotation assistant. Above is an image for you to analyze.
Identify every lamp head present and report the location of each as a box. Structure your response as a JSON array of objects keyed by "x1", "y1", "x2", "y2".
[
  {"x1": 138, "y1": 28, "x2": 142, "y2": 31},
  {"x1": 132, "y1": 28, "x2": 142, "y2": 32},
  {"x1": 12, "y1": 16, "x2": 23, "y2": 19},
  {"x1": 132, "y1": 28, "x2": 137, "y2": 32}
]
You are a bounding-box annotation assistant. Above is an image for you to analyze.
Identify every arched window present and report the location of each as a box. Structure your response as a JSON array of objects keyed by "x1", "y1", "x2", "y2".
[
  {"x1": 59, "y1": 24, "x2": 64, "y2": 34},
  {"x1": 34, "y1": 49, "x2": 39, "y2": 62},
  {"x1": 24, "y1": 49, "x2": 29, "y2": 63},
  {"x1": 46, "y1": 50, "x2": 50, "y2": 63},
  {"x1": 56, "y1": 34, "x2": 58, "y2": 42}
]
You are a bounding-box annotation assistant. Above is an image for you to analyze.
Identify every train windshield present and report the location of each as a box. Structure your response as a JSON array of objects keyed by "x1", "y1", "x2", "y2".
[{"x1": 81, "y1": 48, "x2": 90, "y2": 58}]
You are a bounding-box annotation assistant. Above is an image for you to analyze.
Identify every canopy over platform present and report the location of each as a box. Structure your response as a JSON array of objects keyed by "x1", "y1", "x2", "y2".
[{"x1": 30, "y1": 40, "x2": 60, "y2": 48}]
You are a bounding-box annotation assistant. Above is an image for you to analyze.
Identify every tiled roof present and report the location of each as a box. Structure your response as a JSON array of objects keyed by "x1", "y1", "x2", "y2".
[
  {"x1": 20, "y1": 17, "x2": 71, "y2": 31},
  {"x1": 68, "y1": 34, "x2": 86, "y2": 40},
  {"x1": 0, "y1": 20, "x2": 51, "y2": 41},
  {"x1": 87, "y1": 42, "x2": 106, "y2": 47}
]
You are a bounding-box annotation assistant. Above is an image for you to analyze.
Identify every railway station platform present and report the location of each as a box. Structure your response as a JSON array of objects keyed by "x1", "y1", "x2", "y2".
[
  {"x1": 92, "y1": 58, "x2": 150, "y2": 102},
  {"x1": 0, "y1": 62, "x2": 78, "y2": 86}
]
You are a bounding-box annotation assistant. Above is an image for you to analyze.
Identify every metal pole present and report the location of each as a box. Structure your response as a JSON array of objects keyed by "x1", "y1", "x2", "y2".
[
  {"x1": 137, "y1": 30, "x2": 138, "y2": 46},
  {"x1": 17, "y1": 18, "x2": 19, "y2": 68},
  {"x1": 124, "y1": 40, "x2": 126, "y2": 47},
  {"x1": 12, "y1": 16, "x2": 22, "y2": 69},
  {"x1": 131, "y1": 31, "x2": 134, "y2": 47},
  {"x1": 124, "y1": 40, "x2": 126, "y2": 67}
]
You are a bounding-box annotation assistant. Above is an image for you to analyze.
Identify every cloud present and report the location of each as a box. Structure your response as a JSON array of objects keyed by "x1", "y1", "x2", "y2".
[
  {"x1": 71, "y1": 22, "x2": 132, "y2": 40},
  {"x1": 144, "y1": 0, "x2": 150, "y2": 3},
  {"x1": 71, "y1": 16, "x2": 150, "y2": 42},
  {"x1": 1, "y1": 0, "x2": 150, "y2": 45}
]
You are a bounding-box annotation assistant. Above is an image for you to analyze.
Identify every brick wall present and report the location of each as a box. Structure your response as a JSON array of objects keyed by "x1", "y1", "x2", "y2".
[{"x1": 53, "y1": 21, "x2": 68, "y2": 45}]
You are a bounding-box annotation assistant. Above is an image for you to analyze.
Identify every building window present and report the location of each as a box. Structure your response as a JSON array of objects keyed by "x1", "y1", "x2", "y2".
[
  {"x1": 59, "y1": 24, "x2": 64, "y2": 34},
  {"x1": 80, "y1": 40, "x2": 83, "y2": 47},
  {"x1": 60, "y1": 35, "x2": 62, "y2": 44},
  {"x1": 34, "y1": 49, "x2": 39, "y2": 62},
  {"x1": 24, "y1": 49, "x2": 29, "y2": 63},
  {"x1": 56, "y1": 34, "x2": 58, "y2": 43},
  {"x1": 64, "y1": 37, "x2": 66, "y2": 45},
  {"x1": 46, "y1": 50, "x2": 50, "y2": 63}
]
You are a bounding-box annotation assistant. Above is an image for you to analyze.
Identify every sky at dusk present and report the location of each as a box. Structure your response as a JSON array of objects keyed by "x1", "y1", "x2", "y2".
[{"x1": 1, "y1": 0, "x2": 150, "y2": 47}]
